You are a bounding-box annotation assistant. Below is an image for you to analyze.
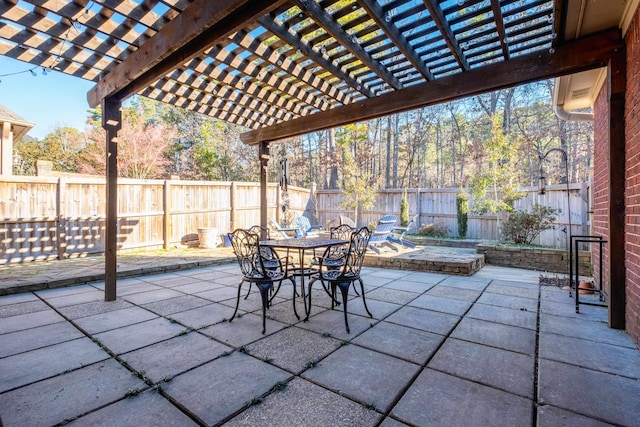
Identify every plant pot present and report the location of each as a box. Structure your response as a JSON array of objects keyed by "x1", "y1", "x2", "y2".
[
  {"x1": 579, "y1": 280, "x2": 595, "y2": 295},
  {"x1": 198, "y1": 227, "x2": 219, "y2": 249}
]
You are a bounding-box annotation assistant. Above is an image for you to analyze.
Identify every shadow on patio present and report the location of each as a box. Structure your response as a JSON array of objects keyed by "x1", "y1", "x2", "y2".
[{"x1": 1, "y1": 252, "x2": 639, "y2": 426}]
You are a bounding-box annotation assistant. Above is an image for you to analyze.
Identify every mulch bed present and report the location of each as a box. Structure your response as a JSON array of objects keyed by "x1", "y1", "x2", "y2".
[{"x1": 539, "y1": 275, "x2": 570, "y2": 288}]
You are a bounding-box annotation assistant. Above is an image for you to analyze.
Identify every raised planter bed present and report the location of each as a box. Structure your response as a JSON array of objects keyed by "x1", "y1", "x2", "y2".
[
  {"x1": 476, "y1": 243, "x2": 591, "y2": 274},
  {"x1": 402, "y1": 236, "x2": 492, "y2": 249}
]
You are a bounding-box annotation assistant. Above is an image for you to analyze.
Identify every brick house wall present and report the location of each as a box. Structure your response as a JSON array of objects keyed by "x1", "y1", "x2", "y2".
[
  {"x1": 625, "y1": 9, "x2": 640, "y2": 345},
  {"x1": 593, "y1": 7, "x2": 640, "y2": 346},
  {"x1": 592, "y1": 75, "x2": 610, "y2": 298}
]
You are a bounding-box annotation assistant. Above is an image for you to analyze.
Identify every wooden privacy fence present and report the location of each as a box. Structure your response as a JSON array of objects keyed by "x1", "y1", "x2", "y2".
[
  {"x1": 0, "y1": 176, "x2": 311, "y2": 264},
  {"x1": 0, "y1": 176, "x2": 588, "y2": 264},
  {"x1": 316, "y1": 184, "x2": 589, "y2": 249}
]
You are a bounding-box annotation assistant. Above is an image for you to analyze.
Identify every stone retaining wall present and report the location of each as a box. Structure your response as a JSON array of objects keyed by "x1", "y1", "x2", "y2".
[
  {"x1": 363, "y1": 253, "x2": 485, "y2": 276},
  {"x1": 476, "y1": 244, "x2": 591, "y2": 275}
]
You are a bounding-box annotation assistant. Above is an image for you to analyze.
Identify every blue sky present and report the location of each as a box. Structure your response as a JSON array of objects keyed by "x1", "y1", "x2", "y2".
[{"x1": 0, "y1": 56, "x2": 94, "y2": 139}]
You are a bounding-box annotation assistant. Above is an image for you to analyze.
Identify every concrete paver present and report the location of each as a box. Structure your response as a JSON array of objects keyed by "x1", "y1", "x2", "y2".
[
  {"x1": 466, "y1": 302, "x2": 538, "y2": 330},
  {"x1": 67, "y1": 390, "x2": 199, "y2": 427},
  {"x1": 93, "y1": 317, "x2": 187, "y2": 355},
  {"x1": 539, "y1": 333, "x2": 640, "y2": 378},
  {"x1": 1, "y1": 251, "x2": 639, "y2": 426},
  {"x1": 163, "y1": 352, "x2": 291, "y2": 426},
  {"x1": 540, "y1": 312, "x2": 637, "y2": 348},
  {"x1": 385, "y1": 305, "x2": 460, "y2": 335},
  {"x1": 0, "y1": 309, "x2": 65, "y2": 334},
  {"x1": 225, "y1": 377, "x2": 382, "y2": 427},
  {"x1": 538, "y1": 359, "x2": 640, "y2": 426},
  {"x1": 0, "y1": 359, "x2": 145, "y2": 426},
  {"x1": 536, "y1": 405, "x2": 616, "y2": 427},
  {"x1": 391, "y1": 369, "x2": 533, "y2": 426},
  {"x1": 245, "y1": 326, "x2": 343, "y2": 374},
  {"x1": 429, "y1": 338, "x2": 535, "y2": 398},
  {"x1": 0, "y1": 338, "x2": 109, "y2": 392},
  {"x1": 0, "y1": 321, "x2": 84, "y2": 357},
  {"x1": 119, "y1": 332, "x2": 233, "y2": 383},
  {"x1": 477, "y1": 291, "x2": 539, "y2": 311},
  {"x1": 408, "y1": 293, "x2": 472, "y2": 315},
  {"x1": 352, "y1": 321, "x2": 445, "y2": 364},
  {"x1": 72, "y1": 306, "x2": 159, "y2": 334},
  {"x1": 450, "y1": 317, "x2": 537, "y2": 354},
  {"x1": 302, "y1": 344, "x2": 421, "y2": 412}
]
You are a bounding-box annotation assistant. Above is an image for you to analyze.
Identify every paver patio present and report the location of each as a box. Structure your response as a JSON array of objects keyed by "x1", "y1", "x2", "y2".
[{"x1": 1, "y1": 258, "x2": 639, "y2": 426}]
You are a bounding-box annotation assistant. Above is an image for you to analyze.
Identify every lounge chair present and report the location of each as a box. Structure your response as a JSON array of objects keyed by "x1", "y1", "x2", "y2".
[
  {"x1": 388, "y1": 214, "x2": 418, "y2": 248},
  {"x1": 269, "y1": 218, "x2": 300, "y2": 239},
  {"x1": 294, "y1": 215, "x2": 322, "y2": 237},
  {"x1": 368, "y1": 215, "x2": 400, "y2": 254}
]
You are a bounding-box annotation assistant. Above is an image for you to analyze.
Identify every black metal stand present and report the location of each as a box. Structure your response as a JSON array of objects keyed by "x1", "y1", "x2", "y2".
[{"x1": 569, "y1": 235, "x2": 607, "y2": 313}]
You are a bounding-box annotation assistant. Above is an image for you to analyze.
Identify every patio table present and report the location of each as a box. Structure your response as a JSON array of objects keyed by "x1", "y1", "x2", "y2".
[{"x1": 260, "y1": 238, "x2": 348, "y2": 316}]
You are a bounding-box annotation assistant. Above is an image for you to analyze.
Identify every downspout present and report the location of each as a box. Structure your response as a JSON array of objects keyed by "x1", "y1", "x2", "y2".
[
  {"x1": 553, "y1": 103, "x2": 594, "y2": 122},
  {"x1": 552, "y1": 78, "x2": 594, "y2": 122}
]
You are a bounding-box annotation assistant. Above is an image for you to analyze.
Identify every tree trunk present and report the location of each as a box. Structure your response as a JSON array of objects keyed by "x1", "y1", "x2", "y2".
[
  {"x1": 393, "y1": 115, "x2": 399, "y2": 188},
  {"x1": 386, "y1": 115, "x2": 391, "y2": 188}
]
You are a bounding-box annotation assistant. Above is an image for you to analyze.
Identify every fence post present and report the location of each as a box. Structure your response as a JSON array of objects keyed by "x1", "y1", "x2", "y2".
[
  {"x1": 163, "y1": 179, "x2": 171, "y2": 250},
  {"x1": 415, "y1": 188, "x2": 421, "y2": 230},
  {"x1": 56, "y1": 178, "x2": 67, "y2": 259},
  {"x1": 230, "y1": 181, "x2": 237, "y2": 232}
]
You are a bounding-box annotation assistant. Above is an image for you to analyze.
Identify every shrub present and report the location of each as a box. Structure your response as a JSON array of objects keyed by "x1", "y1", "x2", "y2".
[
  {"x1": 400, "y1": 191, "x2": 409, "y2": 227},
  {"x1": 418, "y1": 223, "x2": 450, "y2": 238},
  {"x1": 456, "y1": 190, "x2": 469, "y2": 238},
  {"x1": 502, "y1": 204, "x2": 560, "y2": 245}
]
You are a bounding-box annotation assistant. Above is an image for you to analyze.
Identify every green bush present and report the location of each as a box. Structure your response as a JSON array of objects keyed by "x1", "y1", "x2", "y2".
[
  {"x1": 456, "y1": 190, "x2": 469, "y2": 238},
  {"x1": 400, "y1": 192, "x2": 409, "y2": 227},
  {"x1": 418, "y1": 223, "x2": 450, "y2": 238},
  {"x1": 502, "y1": 205, "x2": 560, "y2": 245}
]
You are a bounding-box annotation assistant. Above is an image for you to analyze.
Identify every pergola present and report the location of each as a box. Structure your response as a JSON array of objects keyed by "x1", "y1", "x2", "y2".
[{"x1": 0, "y1": 0, "x2": 632, "y2": 325}]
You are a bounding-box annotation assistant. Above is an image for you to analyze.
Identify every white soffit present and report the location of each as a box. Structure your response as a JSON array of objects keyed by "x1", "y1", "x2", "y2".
[{"x1": 555, "y1": 0, "x2": 639, "y2": 113}]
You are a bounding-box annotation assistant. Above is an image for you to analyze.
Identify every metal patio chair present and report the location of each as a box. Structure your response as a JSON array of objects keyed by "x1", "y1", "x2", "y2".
[
  {"x1": 307, "y1": 226, "x2": 372, "y2": 333},
  {"x1": 227, "y1": 228, "x2": 295, "y2": 334}
]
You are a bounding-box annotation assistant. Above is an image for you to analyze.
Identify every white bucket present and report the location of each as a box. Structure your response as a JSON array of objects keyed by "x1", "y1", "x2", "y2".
[{"x1": 198, "y1": 228, "x2": 219, "y2": 248}]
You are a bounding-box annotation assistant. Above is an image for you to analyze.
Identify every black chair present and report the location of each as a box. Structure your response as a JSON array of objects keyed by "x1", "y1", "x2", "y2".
[
  {"x1": 307, "y1": 226, "x2": 372, "y2": 333},
  {"x1": 330, "y1": 223, "x2": 355, "y2": 240},
  {"x1": 319, "y1": 224, "x2": 357, "y2": 296},
  {"x1": 227, "y1": 228, "x2": 294, "y2": 334}
]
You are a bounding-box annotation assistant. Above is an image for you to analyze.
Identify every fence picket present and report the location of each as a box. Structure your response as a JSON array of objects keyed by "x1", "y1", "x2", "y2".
[{"x1": 0, "y1": 176, "x2": 588, "y2": 264}]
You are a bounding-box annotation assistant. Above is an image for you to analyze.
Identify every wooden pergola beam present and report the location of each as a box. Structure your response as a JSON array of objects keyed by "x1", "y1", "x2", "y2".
[
  {"x1": 294, "y1": 0, "x2": 403, "y2": 90},
  {"x1": 241, "y1": 28, "x2": 622, "y2": 145},
  {"x1": 423, "y1": 0, "x2": 469, "y2": 71},
  {"x1": 87, "y1": 0, "x2": 288, "y2": 107},
  {"x1": 490, "y1": 0, "x2": 510, "y2": 60},
  {"x1": 258, "y1": 16, "x2": 375, "y2": 98},
  {"x1": 358, "y1": 0, "x2": 435, "y2": 81}
]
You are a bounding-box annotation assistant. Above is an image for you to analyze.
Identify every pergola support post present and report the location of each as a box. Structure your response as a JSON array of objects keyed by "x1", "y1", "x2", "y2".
[
  {"x1": 103, "y1": 97, "x2": 122, "y2": 302},
  {"x1": 608, "y1": 47, "x2": 626, "y2": 329},
  {"x1": 259, "y1": 141, "x2": 269, "y2": 238}
]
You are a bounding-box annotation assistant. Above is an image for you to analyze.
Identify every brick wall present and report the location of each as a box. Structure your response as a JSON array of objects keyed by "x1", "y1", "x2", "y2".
[
  {"x1": 592, "y1": 75, "x2": 610, "y2": 298},
  {"x1": 625, "y1": 9, "x2": 640, "y2": 345}
]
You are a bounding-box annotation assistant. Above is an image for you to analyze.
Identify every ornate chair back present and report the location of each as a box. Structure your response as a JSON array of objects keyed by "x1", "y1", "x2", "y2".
[{"x1": 341, "y1": 226, "x2": 371, "y2": 278}]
